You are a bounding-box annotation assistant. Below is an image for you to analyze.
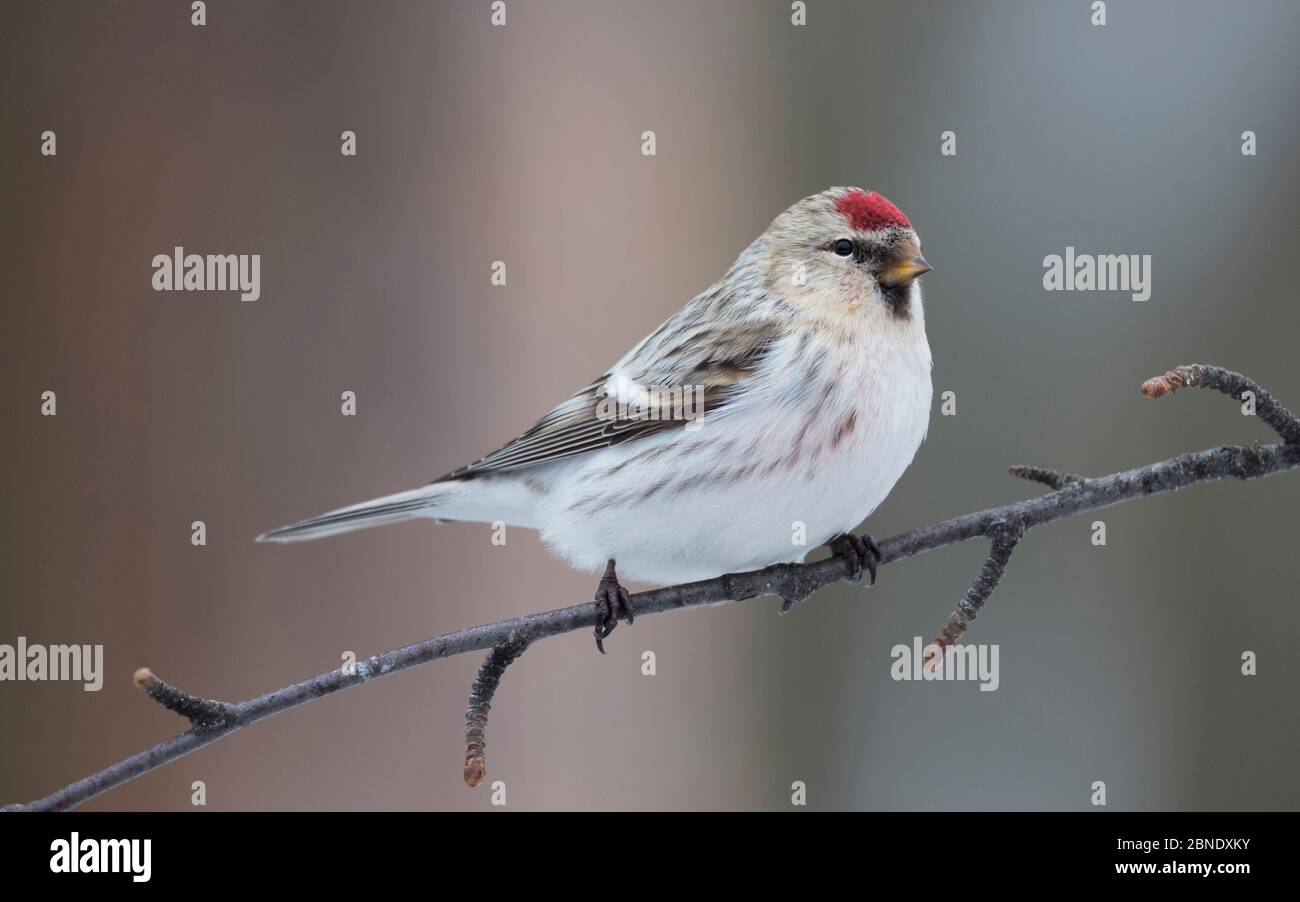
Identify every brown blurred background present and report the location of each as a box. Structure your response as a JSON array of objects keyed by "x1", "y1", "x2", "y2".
[{"x1": 1, "y1": 0, "x2": 1298, "y2": 810}]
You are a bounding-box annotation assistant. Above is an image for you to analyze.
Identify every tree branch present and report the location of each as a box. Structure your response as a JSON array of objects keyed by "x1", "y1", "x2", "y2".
[
  {"x1": 927, "y1": 518, "x2": 1024, "y2": 665},
  {"x1": 1008, "y1": 466, "x2": 1082, "y2": 490},
  {"x1": 131, "y1": 668, "x2": 237, "y2": 731},
  {"x1": 4, "y1": 364, "x2": 1299, "y2": 812},
  {"x1": 463, "y1": 630, "x2": 531, "y2": 787},
  {"x1": 1141, "y1": 363, "x2": 1300, "y2": 445}
]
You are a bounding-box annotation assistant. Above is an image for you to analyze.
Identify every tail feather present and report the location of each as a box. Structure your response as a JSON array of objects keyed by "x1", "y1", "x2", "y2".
[{"x1": 256, "y1": 485, "x2": 447, "y2": 543}]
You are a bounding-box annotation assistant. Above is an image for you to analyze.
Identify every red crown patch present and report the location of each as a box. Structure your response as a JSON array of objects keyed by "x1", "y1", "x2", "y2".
[{"x1": 834, "y1": 189, "x2": 911, "y2": 232}]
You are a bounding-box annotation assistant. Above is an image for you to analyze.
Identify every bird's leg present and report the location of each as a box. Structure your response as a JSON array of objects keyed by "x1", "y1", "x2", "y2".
[
  {"x1": 592, "y1": 559, "x2": 634, "y2": 654},
  {"x1": 827, "y1": 533, "x2": 881, "y2": 587}
]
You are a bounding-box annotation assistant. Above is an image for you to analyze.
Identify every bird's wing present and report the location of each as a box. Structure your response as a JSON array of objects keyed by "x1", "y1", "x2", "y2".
[{"x1": 438, "y1": 312, "x2": 784, "y2": 480}]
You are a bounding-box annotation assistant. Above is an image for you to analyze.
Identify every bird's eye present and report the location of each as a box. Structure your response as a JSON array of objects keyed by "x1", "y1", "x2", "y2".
[{"x1": 833, "y1": 238, "x2": 854, "y2": 257}]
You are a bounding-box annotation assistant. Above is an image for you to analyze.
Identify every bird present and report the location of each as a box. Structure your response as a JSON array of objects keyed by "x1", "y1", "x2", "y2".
[{"x1": 258, "y1": 186, "x2": 934, "y2": 651}]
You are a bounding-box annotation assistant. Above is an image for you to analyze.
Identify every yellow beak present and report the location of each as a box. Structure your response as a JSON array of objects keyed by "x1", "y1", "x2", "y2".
[{"x1": 878, "y1": 239, "x2": 932, "y2": 289}]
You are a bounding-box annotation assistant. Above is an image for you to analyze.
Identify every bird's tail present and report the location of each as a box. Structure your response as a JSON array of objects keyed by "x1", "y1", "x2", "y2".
[{"x1": 256, "y1": 484, "x2": 454, "y2": 543}]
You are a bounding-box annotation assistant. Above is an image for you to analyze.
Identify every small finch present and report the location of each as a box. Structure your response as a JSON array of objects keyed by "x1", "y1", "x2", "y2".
[{"x1": 260, "y1": 187, "x2": 933, "y2": 649}]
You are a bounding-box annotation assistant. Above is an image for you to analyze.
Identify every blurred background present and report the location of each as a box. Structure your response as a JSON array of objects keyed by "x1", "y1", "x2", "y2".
[{"x1": 1, "y1": 0, "x2": 1297, "y2": 811}]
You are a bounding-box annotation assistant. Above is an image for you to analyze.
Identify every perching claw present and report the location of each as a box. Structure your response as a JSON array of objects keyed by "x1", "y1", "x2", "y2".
[
  {"x1": 592, "y1": 559, "x2": 634, "y2": 654},
  {"x1": 827, "y1": 533, "x2": 882, "y2": 587}
]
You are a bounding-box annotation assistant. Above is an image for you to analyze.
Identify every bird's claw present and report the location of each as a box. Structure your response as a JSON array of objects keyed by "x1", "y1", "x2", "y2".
[
  {"x1": 593, "y1": 559, "x2": 634, "y2": 654},
  {"x1": 828, "y1": 533, "x2": 881, "y2": 587}
]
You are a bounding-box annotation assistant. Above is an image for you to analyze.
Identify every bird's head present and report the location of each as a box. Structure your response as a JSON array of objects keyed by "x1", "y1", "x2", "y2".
[{"x1": 762, "y1": 186, "x2": 931, "y2": 325}]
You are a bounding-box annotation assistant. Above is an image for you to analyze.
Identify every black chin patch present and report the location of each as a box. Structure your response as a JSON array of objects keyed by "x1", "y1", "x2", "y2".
[{"x1": 880, "y1": 285, "x2": 911, "y2": 320}]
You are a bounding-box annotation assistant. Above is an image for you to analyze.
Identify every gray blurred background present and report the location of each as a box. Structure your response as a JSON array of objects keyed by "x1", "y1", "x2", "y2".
[{"x1": 1, "y1": 0, "x2": 1297, "y2": 811}]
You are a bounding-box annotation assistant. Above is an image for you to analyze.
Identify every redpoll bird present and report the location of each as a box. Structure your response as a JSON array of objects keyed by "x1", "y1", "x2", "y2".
[{"x1": 259, "y1": 187, "x2": 933, "y2": 650}]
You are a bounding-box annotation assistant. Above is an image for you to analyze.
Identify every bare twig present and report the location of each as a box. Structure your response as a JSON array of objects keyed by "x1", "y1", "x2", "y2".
[
  {"x1": 1009, "y1": 465, "x2": 1082, "y2": 490},
  {"x1": 4, "y1": 363, "x2": 1299, "y2": 812},
  {"x1": 928, "y1": 518, "x2": 1024, "y2": 664},
  {"x1": 1141, "y1": 363, "x2": 1300, "y2": 444},
  {"x1": 132, "y1": 668, "x2": 235, "y2": 731},
  {"x1": 464, "y1": 630, "x2": 531, "y2": 787}
]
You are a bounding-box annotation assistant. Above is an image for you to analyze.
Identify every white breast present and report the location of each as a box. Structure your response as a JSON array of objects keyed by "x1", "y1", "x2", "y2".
[{"x1": 536, "y1": 303, "x2": 933, "y2": 584}]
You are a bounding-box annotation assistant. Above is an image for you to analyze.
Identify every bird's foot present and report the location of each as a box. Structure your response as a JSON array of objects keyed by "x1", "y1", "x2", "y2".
[
  {"x1": 592, "y1": 559, "x2": 634, "y2": 654},
  {"x1": 828, "y1": 533, "x2": 881, "y2": 587}
]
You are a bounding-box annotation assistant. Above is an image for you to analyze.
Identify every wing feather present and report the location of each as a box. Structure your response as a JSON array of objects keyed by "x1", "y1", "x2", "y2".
[{"x1": 439, "y1": 313, "x2": 783, "y2": 481}]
